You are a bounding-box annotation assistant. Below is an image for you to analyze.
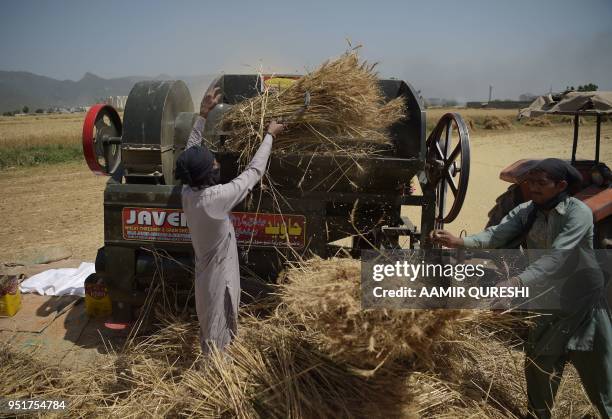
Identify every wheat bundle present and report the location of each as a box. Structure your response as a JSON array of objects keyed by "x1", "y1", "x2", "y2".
[
  {"x1": 483, "y1": 115, "x2": 513, "y2": 130},
  {"x1": 220, "y1": 52, "x2": 406, "y2": 162}
]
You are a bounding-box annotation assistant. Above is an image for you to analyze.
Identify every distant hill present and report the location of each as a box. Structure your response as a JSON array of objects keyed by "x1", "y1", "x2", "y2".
[{"x1": 0, "y1": 71, "x2": 217, "y2": 112}]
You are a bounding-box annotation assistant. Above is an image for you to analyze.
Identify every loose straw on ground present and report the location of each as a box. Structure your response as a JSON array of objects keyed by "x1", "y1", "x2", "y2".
[{"x1": 0, "y1": 258, "x2": 597, "y2": 418}]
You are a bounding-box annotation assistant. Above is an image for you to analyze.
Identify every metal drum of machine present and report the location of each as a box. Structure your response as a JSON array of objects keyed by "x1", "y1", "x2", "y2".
[{"x1": 82, "y1": 76, "x2": 471, "y2": 321}]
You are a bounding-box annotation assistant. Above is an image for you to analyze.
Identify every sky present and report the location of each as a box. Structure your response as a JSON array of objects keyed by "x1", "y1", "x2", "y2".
[{"x1": 1, "y1": 0, "x2": 611, "y2": 101}]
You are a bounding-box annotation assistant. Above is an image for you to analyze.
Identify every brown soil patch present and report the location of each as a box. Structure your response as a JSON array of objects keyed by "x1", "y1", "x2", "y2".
[{"x1": 0, "y1": 161, "x2": 107, "y2": 262}]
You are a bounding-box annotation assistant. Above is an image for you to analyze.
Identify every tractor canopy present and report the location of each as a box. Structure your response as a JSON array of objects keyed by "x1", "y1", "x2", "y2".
[{"x1": 519, "y1": 91, "x2": 612, "y2": 118}]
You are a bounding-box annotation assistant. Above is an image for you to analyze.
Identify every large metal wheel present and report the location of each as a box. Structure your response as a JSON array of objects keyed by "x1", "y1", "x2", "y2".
[
  {"x1": 426, "y1": 113, "x2": 471, "y2": 225},
  {"x1": 122, "y1": 80, "x2": 194, "y2": 184},
  {"x1": 82, "y1": 104, "x2": 122, "y2": 175}
]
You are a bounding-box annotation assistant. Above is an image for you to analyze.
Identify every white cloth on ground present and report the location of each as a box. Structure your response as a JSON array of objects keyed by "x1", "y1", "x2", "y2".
[{"x1": 19, "y1": 262, "x2": 94, "y2": 297}]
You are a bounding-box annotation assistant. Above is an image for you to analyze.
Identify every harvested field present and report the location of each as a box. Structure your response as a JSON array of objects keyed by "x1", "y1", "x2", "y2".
[
  {"x1": 0, "y1": 113, "x2": 86, "y2": 168},
  {"x1": 0, "y1": 113, "x2": 83, "y2": 149},
  {"x1": 0, "y1": 161, "x2": 107, "y2": 262}
]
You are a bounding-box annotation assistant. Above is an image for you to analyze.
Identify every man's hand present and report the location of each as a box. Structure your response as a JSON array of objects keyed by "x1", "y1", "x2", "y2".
[
  {"x1": 267, "y1": 120, "x2": 285, "y2": 138},
  {"x1": 490, "y1": 276, "x2": 523, "y2": 311},
  {"x1": 490, "y1": 296, "x2": 512, "y2": 311},
  {"x1": 200, "y1": 85, "x2": 222, "y2": 118},
  {"x1": 494, "y1": 276, "x2": 522, "y2": 289},
  {"x1": 430, "y1": 229, "x2": 464, "y2": 248}
]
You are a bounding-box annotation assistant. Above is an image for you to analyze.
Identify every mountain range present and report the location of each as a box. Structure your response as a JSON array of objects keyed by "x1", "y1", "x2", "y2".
[{"x1": 0, "y1": 71, "x2": 217, "y2": 112}]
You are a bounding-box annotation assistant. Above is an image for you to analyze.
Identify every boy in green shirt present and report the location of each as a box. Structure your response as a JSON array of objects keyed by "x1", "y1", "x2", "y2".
[{"x1": 432, "y1": 158, "x2": 611, "y2": 418}]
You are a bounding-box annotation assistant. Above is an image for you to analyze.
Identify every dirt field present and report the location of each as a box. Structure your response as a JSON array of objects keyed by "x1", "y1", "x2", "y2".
[
  {"x1": 0, "y1": 161, "x2": 107, "y2": 262},
  {"x1": 0, "y1": 111, "x2": 610, "y2": 263}
]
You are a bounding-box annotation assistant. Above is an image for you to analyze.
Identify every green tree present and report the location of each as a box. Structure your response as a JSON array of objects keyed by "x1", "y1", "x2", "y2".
[
  {"x1": 577, "y1": 83, "x2": 598, "y2": 92},
  {"x1": 22, "y1": 106, "x2": 29, "y2": 114},
  {"x1": 35, "y1": 108, "x2": 44, "y2": 114}
]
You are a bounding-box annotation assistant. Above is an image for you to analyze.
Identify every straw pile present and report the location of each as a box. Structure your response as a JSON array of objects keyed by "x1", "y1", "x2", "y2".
[
  {"x1": 277, "y1": 258, "x2": 466, "y2": 370},
  {"x1": 180, "y1": 316, "x2": 411, "y2": 418},
  {"x1": 524, "y1": 116, "x2": 553, "y2": 127},
  {"x1": 560, "y1": 115, "x2": 585, "y2": 125},
  {"x1": 483, "y1": 116, "x2": 513, "y2": 130},
  {"x1": 220, "y1": 52, "x2": 406, "y2": 161},
  {"x1": 0, "y1": 257, "x2": 598, "y2": 418}
]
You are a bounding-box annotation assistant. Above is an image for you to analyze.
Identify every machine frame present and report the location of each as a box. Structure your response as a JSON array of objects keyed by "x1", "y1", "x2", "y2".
[{"x1": 83, "y1": 76, "x2": 471, "y2": 321}]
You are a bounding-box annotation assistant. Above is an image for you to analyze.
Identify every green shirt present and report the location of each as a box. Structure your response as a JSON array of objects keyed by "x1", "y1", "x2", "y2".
[
  {"x1": 462, "y1": 196, "x2": 594, "y2": 286},
  {"x1": 463, "y1": 196, "x2": 610, "y2": 354}
]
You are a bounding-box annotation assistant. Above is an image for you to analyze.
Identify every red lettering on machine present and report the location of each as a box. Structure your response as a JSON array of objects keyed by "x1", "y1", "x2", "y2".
[
  {"x1": 122, "y1": 207, "x2": 190, "y2": 242},
  {"x1": 122, "y1": 207, "x2": 306, "y2": 247}
]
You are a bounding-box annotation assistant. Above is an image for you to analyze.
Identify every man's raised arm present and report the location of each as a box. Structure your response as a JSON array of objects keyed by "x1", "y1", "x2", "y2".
[
  {"x1": 206, "y1": 122, "x2": 284, "y2": 218},
  {"x1": 186, "y1": 84, "x2": 222, "y2": 149}
]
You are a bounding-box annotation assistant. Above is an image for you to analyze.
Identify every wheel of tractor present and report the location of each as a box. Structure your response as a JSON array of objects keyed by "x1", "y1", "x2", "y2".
[
  {"x1": 595, "y1": 216, "x2": 612, "y2": 250},
  {"x1": 486, "y1": 184, "x2": 524, "y2": 228},
  {"x1": 595, "y1": 216, "x2": 612, "y2": 308}
]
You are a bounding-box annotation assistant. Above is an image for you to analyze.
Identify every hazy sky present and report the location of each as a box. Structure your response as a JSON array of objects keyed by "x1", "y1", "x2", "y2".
[{"x1": 1, "y1": 0, "x2": 611, "y2": 101}]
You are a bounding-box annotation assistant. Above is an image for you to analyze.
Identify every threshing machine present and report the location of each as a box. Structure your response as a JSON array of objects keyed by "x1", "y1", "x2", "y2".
[{"x1": 82, "y1": 76, "x2": 471, "y2": 321}]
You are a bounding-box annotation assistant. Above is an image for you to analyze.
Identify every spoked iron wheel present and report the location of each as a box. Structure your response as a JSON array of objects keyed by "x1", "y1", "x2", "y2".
[{"x1": 426, "y1": 113, "x2": 471, "y2": 227}]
